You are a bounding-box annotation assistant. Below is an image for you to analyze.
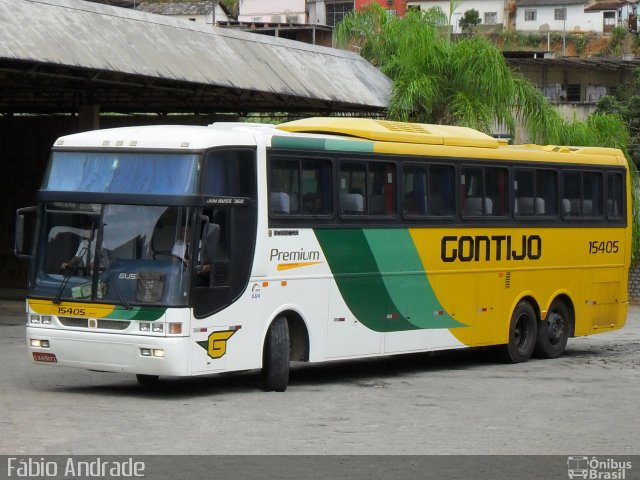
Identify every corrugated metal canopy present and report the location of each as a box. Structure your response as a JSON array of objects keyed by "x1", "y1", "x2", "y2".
[{"x1": 0, "y1": 0, "x2": 391, "y2": 114}]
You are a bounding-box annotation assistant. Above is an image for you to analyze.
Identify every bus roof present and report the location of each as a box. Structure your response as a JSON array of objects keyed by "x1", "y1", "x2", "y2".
[
  {"x1": 275, "y1": 117, "x2": 626, "y2": 165},
  {"x1": 52, "y1": 119, "x2": 627, "y2": 167},
  {"x1": 277, "y1": 117, "x2": 500, "y2": 149},
  {"x1": 53, "y1": 124, "x2": 267, "y2": 150}
]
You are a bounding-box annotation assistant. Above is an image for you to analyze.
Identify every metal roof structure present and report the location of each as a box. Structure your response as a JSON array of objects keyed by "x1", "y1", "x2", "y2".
[
  {"x1": 0, "y1": 0, "x2": 391, "y2": 115},
  {"x1": 506, "y1": 56, "x2": 640, "y2": 71}
]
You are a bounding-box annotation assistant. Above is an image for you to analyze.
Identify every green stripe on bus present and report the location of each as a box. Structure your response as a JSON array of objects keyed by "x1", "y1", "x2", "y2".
[
  {"x1": 271, "y1": 136, "x2": 373, "y2": 153},
  {"x1": 362, "y1": 230, "x2": 464, "y2": 329},
  {"x1": 315, "y1": 229, "x2": 463, "y2": 332},
  {"x1": 106, "y1": 306, "x2": 166, "y2": 321}
]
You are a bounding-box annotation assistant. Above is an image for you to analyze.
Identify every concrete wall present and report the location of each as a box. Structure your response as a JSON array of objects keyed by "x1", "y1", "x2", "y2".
[{"x1": 629, "y1": 263, "x2": 640, "y2": 303}]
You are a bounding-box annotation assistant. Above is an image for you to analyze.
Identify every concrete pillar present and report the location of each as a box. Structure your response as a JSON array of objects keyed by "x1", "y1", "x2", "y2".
[{"x1": 78, "y1": 104, "x2": 100, "y2": 132}]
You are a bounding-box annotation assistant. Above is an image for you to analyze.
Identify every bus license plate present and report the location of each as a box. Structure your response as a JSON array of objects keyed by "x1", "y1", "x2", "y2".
[{"x1": 32, "y1": 352, "x2": 57, "y2": 363}]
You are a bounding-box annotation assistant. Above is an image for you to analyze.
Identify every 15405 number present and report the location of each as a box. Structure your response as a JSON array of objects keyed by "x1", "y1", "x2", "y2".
[
  {"x1": 56, "y1": 306, "x2": 86, "y2": 316},
  {"x1": 588, "y1": 240, "x2": 619, "y2": 254}
]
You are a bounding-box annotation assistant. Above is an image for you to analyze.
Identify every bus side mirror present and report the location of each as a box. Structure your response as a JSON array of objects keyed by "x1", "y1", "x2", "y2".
[{"x1": 15, "y1": 206, "x2": 37, "y2": 259}]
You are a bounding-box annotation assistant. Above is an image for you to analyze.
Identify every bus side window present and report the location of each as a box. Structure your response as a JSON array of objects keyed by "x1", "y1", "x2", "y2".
[
  {"x1": 607, "y1": 172, "x2": 623, "y2": 218},
  {"x1": 563, "y1": 171, "x2": 603, "y2": 218},
  {"x1": 514, "y1": 168, "x2": 556, "y2": 217},
  {"x1": 269, "y1": 156, "x2": 332, "y2": 216}
]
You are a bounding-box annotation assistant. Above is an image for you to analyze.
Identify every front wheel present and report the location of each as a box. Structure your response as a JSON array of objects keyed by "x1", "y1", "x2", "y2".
[
  {"x1": 535, "y1": 300, "x2": 570, "y2": 359},
  {"x1": 261, "y1": 316, "x2": 290, "y2": 392},
  {"x1": 499, "y1": 301, "x2": 537, "y2": 363}
]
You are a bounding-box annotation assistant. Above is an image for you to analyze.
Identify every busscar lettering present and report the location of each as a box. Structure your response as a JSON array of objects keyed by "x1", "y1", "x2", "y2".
[
  {"x1": 269, "y1": 248, "x2": 320, "y2": 262},
  {"x1": 441, "y1": 235, "x2": 542, "y2": 262}
]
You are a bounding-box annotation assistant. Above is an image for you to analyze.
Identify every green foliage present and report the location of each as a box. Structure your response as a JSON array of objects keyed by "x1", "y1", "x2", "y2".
[
  {"x1": 458, "y1": 9, "x2": 481, "y2": 33},
  {"x1": 220, "y1": 0, "x2": 238, "y2": 18},
  {"x1": 500, "y1": 30, "x2": 517, "y2": 48},
  {"x1": 572, "y1": 34, "x2": 587, "y2": 55}
]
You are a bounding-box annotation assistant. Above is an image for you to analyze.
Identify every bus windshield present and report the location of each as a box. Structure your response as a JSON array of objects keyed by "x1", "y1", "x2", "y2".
[
  {"x1": 33, "y1": 203, "x2": 194, "y2": 307},
  {"x1": 43, "y1": 151, "x2": 199, "y2": 194}
]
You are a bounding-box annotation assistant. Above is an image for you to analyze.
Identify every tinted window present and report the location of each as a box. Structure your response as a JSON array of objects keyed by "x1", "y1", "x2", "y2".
[
  {"x1": 339, "y1": 161, "x2": 395, "y2": 216},
  {"x1": 269, "y1": 156, "x2": 332, "y2": 216},
  {"x1": 514, "y1": 169, "x2": 557, "y2": 217},
  {"x1": 461, "y1": 166, "x2": 508, "y2": 217},
  {"x1": 402, "y1": 163, "x2": 454, "y2": 217}
]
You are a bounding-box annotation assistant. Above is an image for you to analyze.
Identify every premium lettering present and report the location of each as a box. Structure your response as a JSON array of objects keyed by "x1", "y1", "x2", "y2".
[
  {"x1": 270, "y1": 248, "x2": 320, "y2": 262},
  {"x1": 441, "y1": 235, "x2": 542, "y2": 262}
]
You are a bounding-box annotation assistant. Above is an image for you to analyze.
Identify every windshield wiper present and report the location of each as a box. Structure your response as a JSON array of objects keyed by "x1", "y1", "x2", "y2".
[
  {"x1": 97, "y1": 247, "x2": 131, "y2": 310},
  {"x1": 52, "y1": 257, "x2": 80, "y2": 305}
]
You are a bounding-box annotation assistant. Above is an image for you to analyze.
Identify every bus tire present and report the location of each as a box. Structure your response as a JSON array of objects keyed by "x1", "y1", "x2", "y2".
[
  {"x1": 136, "y1": 374, "x2": 159, "y2": 385},
  {"x1": 534, "y1": 300, "x2": 569, "y2": 359},
  {"x1": 261, "y1": 316, "x2": 290, "y2": 392},
  {"x1": 499, "y1": 301, "x2": 537, "y2": 363}
]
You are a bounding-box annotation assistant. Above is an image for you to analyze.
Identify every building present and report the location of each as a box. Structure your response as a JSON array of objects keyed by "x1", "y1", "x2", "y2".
[
  {"x1": 135, "y1": 1, "x2": 229, "y2": 24},
  {"x1": 515, "y1": 0, "x2": 636, "y2": 34}
]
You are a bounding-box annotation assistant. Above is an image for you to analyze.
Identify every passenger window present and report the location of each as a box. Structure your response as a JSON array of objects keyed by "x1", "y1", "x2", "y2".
[
  {"x1": 461, "y1": 166, "x2": 508, "y2": 217},
  {"x1": 562, "y1": 171, "x2": 603, "y2": 218},
  {"x1": 402, "y1": 164, "x2": 454, "y2": 217},
  {"x1": 607, "y1": 172, "x2": 624, "y2": 219},
  {"x1": 514, "y1": 169, "x2": 557, "y2": 217},
  {"x1": 269, "y1": 156, "x2": 332, "y2": 216},
  {"x1": 339, "y1": 161, "x2": 395, "y2": 216}
]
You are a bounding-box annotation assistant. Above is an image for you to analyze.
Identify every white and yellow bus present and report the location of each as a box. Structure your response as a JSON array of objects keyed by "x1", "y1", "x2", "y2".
[{"x1": 15, "y1": 117, "x2": 630, "y2": 391}]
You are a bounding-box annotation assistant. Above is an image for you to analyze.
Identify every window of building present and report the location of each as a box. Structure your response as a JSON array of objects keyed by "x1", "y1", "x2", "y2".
[
  {"x1": 525, "y1": 9, "x2": 536, "y2": 21},
  {"x1": 326, "y1": 1, "x2": 354, "y2": 27},
  {"x1": 554, "y1": 8, "x2": 566, "y2": 21},
  {"x1": 484, "y1": 12, "x2": 497, "y2": 25}
]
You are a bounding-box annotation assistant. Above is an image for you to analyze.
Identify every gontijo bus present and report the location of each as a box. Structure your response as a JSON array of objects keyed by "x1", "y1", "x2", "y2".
[{"x1": 15, "y1": 117, "x2": 630, "y2": 391}]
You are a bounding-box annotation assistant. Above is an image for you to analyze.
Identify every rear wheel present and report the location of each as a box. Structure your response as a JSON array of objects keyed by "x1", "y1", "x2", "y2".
[
  {"x1": 499, "y1": 301, "x2": 537, "y2": 363},
  {"x1": 535, "y1": 300, "x2": 570, "y2": 359},
  {"x1": 136, "y1": 374, "x2": 159, "y2": 385},
  {"x1": 261, "y1": 316, "x2": 290, "y2": 392}
]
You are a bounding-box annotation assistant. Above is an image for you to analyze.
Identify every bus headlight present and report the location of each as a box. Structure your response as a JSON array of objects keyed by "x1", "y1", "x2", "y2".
[
  {"x1": 30, "y1": 339, "x2": 50, "y2": 348},
  {"x1": 41, "y1": 316, "x2": 52, "y2": 325},
  {"x1": 29, "y1": 315, "x2": 41, "y2": 324},
  {"x1": 169, "y1": 323, "x2": 182, "y2": 334},
  {"x1": 152, "y1": 323, "x2": 164, "y2": 333},
  {"x1": 139, "y1": 323, "x2": 150, "y2": 332}
]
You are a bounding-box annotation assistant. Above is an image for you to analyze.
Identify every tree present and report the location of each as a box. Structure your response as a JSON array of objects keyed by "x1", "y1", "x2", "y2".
[
  {"x1": 335, "y1": 4, "x2": 562, "y2": 141},
  {"x1": 458, "y1": 9, "x2": 481, "y2": 34}
]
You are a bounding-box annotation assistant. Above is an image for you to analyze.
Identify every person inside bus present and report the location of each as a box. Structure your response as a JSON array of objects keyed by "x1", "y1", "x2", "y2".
[
  {"x1": 60, "y1": 227, "x2": 96, "y2": 273},
  {"x1": 171, "y1": 223, "x2": 213, "y2": 275}
]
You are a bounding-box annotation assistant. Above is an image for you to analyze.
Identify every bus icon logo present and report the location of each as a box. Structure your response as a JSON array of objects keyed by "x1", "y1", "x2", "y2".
[{"x1": 567, "y1": 456, "x2": 589, "y2": 479}]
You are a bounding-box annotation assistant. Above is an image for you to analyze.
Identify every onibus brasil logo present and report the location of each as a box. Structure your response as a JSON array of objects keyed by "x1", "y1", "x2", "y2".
[{"x1": 567, "y1": 456, "x2": 632, "y2": 479}]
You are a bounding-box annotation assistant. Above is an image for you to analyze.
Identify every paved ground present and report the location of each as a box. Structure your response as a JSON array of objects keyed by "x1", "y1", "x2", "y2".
[{"x1": 0, "y1": 299, "x2": 638, "y2": 456}]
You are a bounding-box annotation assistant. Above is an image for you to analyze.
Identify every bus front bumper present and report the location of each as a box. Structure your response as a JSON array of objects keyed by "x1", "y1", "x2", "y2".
[{"x1": 26, "y1": 327, "x2": 190, "y2": 376}]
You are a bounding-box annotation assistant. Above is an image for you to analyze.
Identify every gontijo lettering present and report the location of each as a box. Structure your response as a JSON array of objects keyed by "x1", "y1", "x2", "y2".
[{"x1": 441, "y1": 235, "x2": 542, "y2": 262}]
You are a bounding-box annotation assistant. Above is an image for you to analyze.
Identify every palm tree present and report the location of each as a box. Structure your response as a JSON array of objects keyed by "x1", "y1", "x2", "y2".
[{"x1": 336, "y1": 4, "x2": 561, "y2": 142}]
